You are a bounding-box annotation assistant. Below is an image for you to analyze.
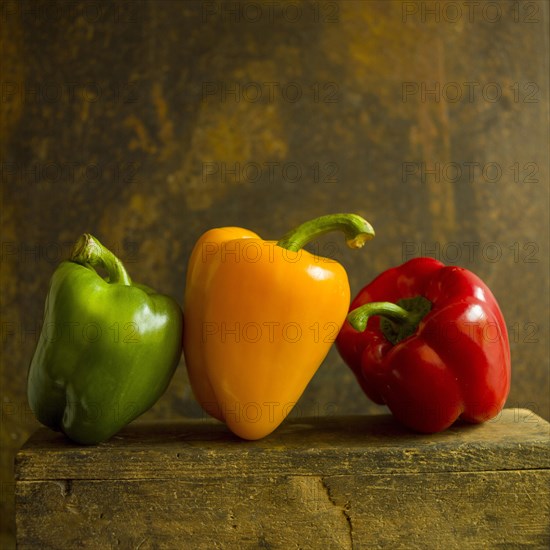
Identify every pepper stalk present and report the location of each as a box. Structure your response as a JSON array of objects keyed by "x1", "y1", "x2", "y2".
[
  {"x1": 348, "y1": 295, "x2": 433, "y2": 345},
  {"x1": 71, "y1": 233, "x2": 132, "y2": 286},
  {"x1": 276, "y1": 213, "x2": 375, "y2": 252}
]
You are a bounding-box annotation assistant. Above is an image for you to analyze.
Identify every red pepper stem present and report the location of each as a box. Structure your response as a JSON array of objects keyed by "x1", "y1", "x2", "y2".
[
  {"x1": 348, "y1": 302, "x2": 412, "y2": 332},
  {"x1": 348, "y1": 295, "x2": 432, "y2": 344},
  {"x1": 70, "y1": 233, "x2": 132, "y2": 286},
  {"x1": 276, "y1": 213, "x2": 375, "y2": 252}
]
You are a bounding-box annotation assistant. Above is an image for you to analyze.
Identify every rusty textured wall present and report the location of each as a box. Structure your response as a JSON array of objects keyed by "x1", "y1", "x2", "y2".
[{"x1": 1, "y1": 0, "x2": 549, "y2": 545}]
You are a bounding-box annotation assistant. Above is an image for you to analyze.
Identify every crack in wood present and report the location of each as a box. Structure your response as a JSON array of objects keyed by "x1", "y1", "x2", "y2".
[{"x1": 319, "y1": 477, "x2": 354, "y2": 550}]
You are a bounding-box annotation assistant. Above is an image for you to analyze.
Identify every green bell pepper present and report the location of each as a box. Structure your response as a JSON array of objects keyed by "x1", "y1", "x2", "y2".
[{"x1": 27, "y1": 234, "x2": 183, "y2": 444}]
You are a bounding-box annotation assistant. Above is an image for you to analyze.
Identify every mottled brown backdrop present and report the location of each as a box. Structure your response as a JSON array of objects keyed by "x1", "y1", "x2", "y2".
[{"x1": 1, "y1": 0, "x2": 549, "y2": 545}]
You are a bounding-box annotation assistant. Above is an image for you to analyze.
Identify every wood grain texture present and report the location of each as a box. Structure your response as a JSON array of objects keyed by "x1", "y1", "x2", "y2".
[
  {"x1": 15, "y1": 471, "x2": 549, "y2": 549},
  {"x1": 15, "y1": 409, "x2": 550, "y2": 481},
  {"x1": 15, "y1": 409, "x2": 550, "y2": 548}
]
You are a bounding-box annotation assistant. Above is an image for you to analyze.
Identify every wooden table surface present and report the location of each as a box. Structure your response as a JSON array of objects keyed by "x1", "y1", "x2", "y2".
[{"x1": 15, "y1": 409, "x2": 550, "y2": 549}]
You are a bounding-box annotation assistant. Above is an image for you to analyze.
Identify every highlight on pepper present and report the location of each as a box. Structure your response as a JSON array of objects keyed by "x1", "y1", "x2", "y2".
[
  {"x1": 183, "y1": 213, "x2": 375, "y2": 440},
  {"x1": 336, "y1": 257, "x2": 511, "y2": 434}
]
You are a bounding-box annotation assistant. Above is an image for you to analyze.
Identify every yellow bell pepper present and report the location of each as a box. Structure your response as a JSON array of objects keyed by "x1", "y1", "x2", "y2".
[{"x1": 183, "y1": 214, "x2": 375, "y2": 440}]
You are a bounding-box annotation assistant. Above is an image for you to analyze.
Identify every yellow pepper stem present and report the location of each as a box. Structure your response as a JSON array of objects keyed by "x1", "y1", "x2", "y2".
[{"x1": 276, "y1": 213, "x2": 375, "y2": 252}]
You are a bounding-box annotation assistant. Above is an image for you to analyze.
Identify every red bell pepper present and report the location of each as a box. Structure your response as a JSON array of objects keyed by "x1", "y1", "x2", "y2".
[{"x1": 336, "y1": 257, "x2": 511, "y2": 433}]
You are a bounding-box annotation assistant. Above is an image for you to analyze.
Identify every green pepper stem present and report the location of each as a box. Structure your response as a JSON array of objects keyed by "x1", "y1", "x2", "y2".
[
  {"x1": 276, "y1": 213, "x2": 375, "y2": 252},
  {"x1": 347, "y1": 295, "x2": 432, "y2": 345},
  {"x1": 70, "y1": 233, "x2": 132, "y2": 286},
  {"x1": 347, "y1": 302, "x2": 411, "y2": 332}
]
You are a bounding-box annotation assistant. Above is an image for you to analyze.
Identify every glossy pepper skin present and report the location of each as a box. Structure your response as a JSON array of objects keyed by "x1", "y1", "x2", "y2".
[
  {"x1": 336, "y1": 257, "x2": 511, "y2": 433},
  {"x1": 27, "y1": 234, "x2": 183, "y2": 444},
  {"x1": 183, "y1": 214, "x2": 375, "y2": 440}
]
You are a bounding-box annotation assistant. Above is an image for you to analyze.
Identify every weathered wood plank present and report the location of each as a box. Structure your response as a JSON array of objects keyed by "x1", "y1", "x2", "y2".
[
  {"x1": 15, "y1": 409, "x2": 550, "y2": 481},
  {"x1": 15, "y1": 471, "x2": 550, "y2": 549},
  {"x1": 15, "y1": 409, "x2": 550, "y2": 548}
]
